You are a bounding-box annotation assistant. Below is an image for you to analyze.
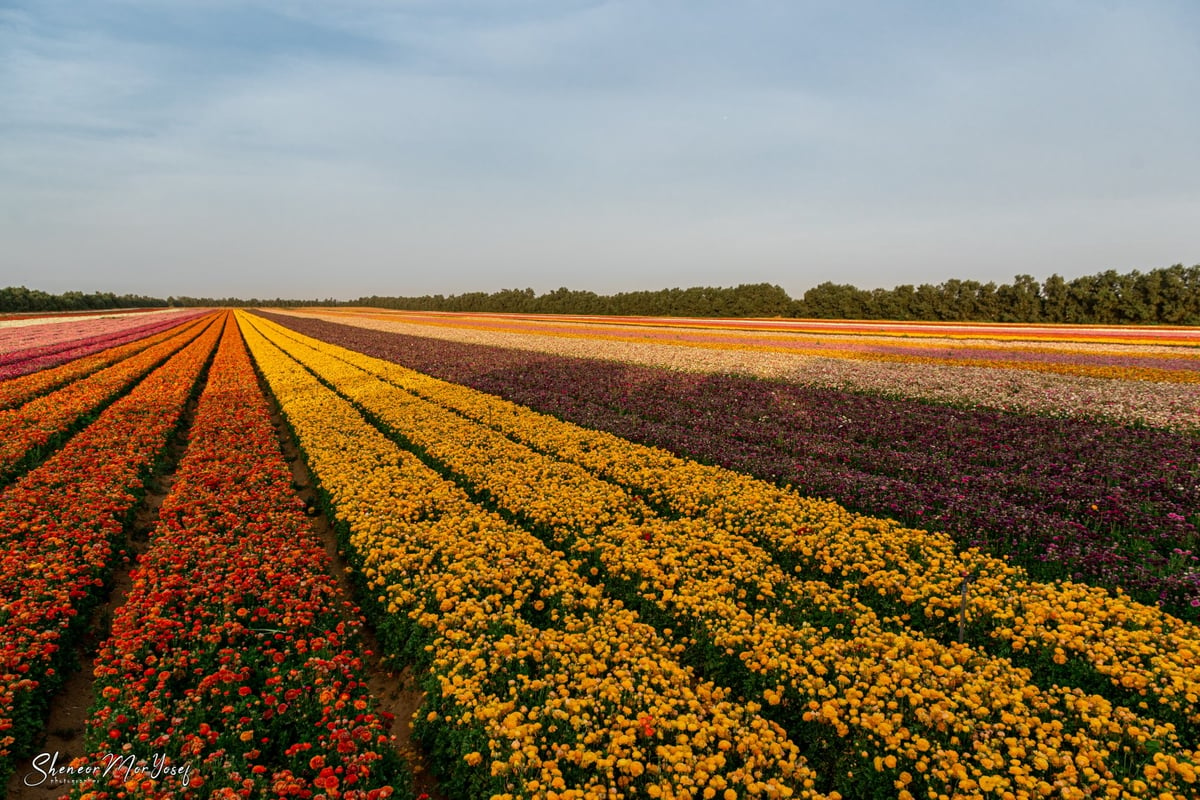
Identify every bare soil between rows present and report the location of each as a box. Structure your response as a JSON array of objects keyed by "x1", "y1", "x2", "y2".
[
  {"x1": 267, "y1": 399, "x2": 447, "y2": 800},
  {"x1": 6, "y1": 392, "x2": 197, "y2": 800},
  {"x1": 6, "y1": 359, "x2": 444, "y2": 800}
]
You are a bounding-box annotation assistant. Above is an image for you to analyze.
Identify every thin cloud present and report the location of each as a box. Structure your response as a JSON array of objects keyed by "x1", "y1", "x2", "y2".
[{"x1": 1, "y1": 1, "x2": 1197, "y2": 297}]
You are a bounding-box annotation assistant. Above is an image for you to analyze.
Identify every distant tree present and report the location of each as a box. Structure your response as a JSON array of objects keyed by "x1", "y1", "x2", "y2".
[
  {"x1": 1119, "y1": 270, "x2": 1154, "y2": 323},
  {"x1": 931, "y1": 279, "x2": 956, "y2": 320},
  {"x1": 736, "y1": 283, "x2": 793, "y2": 316},
  {"x1": 996, "y1": 274, "x2": 1042, "y2": 322},
  {"x1": 1042, "y1": 274, "x2": 1069, "y2": 323},
  {"x1": 1090, "y1": 270, "x2": 1125, "y2": 324},
  {"x1": 1063, "y1": 274, "x2": 1095, "y2": 324},
  {"x1": 798, "y1": 282, "x2": 864, "y2": 319},
  {"x1": 908, "y1": 283, "x2": 940, "y2": 321},
  {"x1": 888, "y1": 285, "x2": 917, "y2": 321},
  {"x1": 1158, "y1": 264, "x2": 1200, "y2": 324},
  {"x1": 10, "y1": 264, "x2": 1195, "y2": 322},
  {"x1": 975, "y1": 281, "x2": 1000, "y2": 321}
]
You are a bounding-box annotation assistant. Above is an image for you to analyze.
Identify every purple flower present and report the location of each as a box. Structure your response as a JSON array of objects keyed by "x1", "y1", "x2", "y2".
[{"x1": 259, "y1": 309, "x2": 1200, "y2": 620}]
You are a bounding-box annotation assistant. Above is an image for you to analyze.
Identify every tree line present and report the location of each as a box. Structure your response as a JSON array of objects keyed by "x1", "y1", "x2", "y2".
[
  {"x1": 350, "y1": 264, "x2": 1200, "y2": 324},
  {"x1": 797, "y1": 265, "x2": 1200, "y2": 325},
  {"x1": 3, "y1": 264, "x2": 1198, "y2": 324},
  {"x1": 0, "y1": 287, "x2": 170, "y2": 313},
  {"x1": 0, "y1": 287, "x2": 335, "y2": 313},
  {"x1": 355, "y1": 283, "x2": 796, "y2": 318}
]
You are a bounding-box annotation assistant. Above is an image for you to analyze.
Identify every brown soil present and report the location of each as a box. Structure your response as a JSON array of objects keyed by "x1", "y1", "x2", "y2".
[
  {"x1": 7, "y1": 375, "x2": 445, "y2": 800},
  {"x1": 268, "y1": 404, "x2": 447, "y2": 800},
  {"x1": 5, "y1": 395, "x2": 194, "y2": 800}
]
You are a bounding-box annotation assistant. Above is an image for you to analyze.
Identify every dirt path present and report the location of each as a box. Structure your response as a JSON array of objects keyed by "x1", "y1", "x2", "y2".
[
  {"x1": 5, "y1": 393, "x2": 196, "y2": 800},
  {"x1": 7, "y1": 357, "x2": 445, "y2": 800},
  {"x1": 267, "y1": 401, "x2": 447, "y2": 800}
]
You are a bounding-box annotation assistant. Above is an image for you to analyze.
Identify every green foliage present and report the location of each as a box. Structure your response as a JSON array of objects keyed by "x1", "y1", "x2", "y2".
[
  {"x1": 791, "y1": 265, "x2": 1199, "y2": 325},
  {"x1": 355, "y1": 282, "x2": 796, "y2": 318},
  {"x1": 4, "y1": 264, "x2": 1198, "y2": 323},
  {"x1": 0, "y1": 287, "x2": 169, "y2": 312}
]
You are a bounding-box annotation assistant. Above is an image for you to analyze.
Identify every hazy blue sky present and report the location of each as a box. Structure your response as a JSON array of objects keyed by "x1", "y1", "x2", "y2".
[{"x1": 2, "y1": 1, "x2": 1198, "y2": 299}]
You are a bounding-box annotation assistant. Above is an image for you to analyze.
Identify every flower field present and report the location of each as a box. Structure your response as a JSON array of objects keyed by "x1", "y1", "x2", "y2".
[
  {"x1": 1, "y1": 307, "x2": 1197, "y2": 799},
  {"x1": 68, "y1": 314, "x2": 408, "y2": 799},
  {"x1": 262, "y1": 309, "x2": 1200, "y2": 616},
  {"x1": 0, "y1": 310, "x2": 207, "y2": 383},
  {"x1": 1, "y1": 312, "x2": 221, "y2": 787},
  {"x1": 0, "y1": 316, "x2": 213, "y2": 487},
  {"x1": 270, "y1": 308, "x2": 1200, "y2": 431}
]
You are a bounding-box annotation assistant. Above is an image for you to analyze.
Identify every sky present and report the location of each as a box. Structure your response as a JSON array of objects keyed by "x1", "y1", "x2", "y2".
[{"x1": 2, "y1": 0, "x2": 1198, "y2": 300}]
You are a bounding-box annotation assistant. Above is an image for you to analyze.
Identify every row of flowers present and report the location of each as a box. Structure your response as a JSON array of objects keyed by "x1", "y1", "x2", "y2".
[
  {"x1": 259, "y1": 321, "x2": 1200, "y2": 738},
  {"x1": 406, "y1": 373, "x2": 1200, "y2": 724},
  {"x1": 0, "y1": 313, "x2": 222, "y2": 789},
  {"x1": 66, "y1": 312, "x2": 410, "y2": 799},
  {"x1": 306, "y1": 307, "x2": 1200, "y2": 344},
  {"x1": 303, "y1": 309, "x2": 1200, "y2": 383},
  {"x1": 266, "y1": 308, "x2": 1200, "y2": 432},
  {"x1": 239, "y1": 312, "x2": 827, "y2": 800},
  {"x1": 0, "y1": 308, "x2": 180, "y2": 360},
  {"x1": 257, "y1": 311, "x2": 1200, "y2": 614},
  {"x1": 756, "y1": 343, "x2": 1199, "y2": 384},
  {"x1": 0, "y1": 315, "x2": 213, "y2": 486},
  {"x1": 0, "y1": 310, "x2": 208, "y2": 380},
  {"x1": 244, "y1": 315, "x2": 1199, "y2": 800},
  {"x1": 0, "y1": 316, "x2": 205, "y2": 412},
  {"x1": 0, "y1": 308, "x2": 158, "y2": 325}
]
